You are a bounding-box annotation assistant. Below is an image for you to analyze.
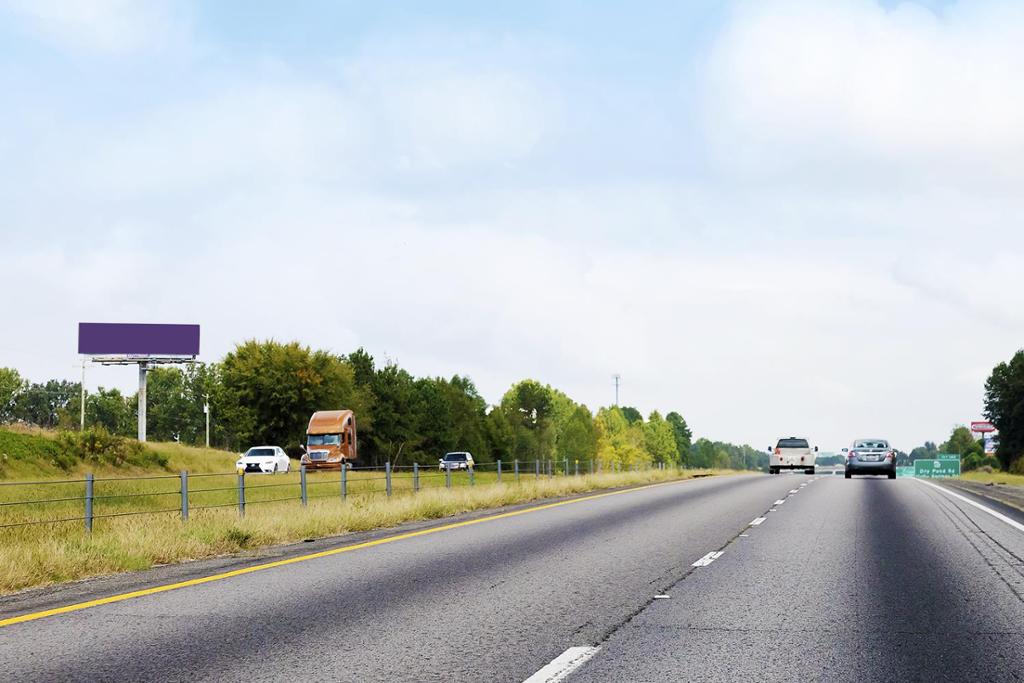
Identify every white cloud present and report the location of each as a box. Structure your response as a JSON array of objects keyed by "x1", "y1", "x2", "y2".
[
  {"x1": 73, "y1": 82, "x2": 366, "y2": 195},
  {"x1": 703, "y1": 0, "x2": 1024, "y2": 183},
  {"x1": 1, "y1": 0, "x2": 188, "y2": 55}
]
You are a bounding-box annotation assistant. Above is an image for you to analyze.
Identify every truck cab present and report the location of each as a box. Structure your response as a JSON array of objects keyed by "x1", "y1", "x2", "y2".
[{"x1": 300, "y1": 410, "x2": 357, "y2": 470}]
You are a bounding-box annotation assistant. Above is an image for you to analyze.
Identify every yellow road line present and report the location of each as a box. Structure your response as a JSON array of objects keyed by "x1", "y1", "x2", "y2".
[{"x1": 0, "y1": 478, "x2": 689, "y2": 628}]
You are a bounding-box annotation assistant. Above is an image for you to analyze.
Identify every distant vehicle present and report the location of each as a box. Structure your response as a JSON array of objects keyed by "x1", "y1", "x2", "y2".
[
  {"x1": 236, "y1": 446, "x2": 290, "y2": 474},
  {"x1": 843, "y1": 438, "x2": 896, "y2": 479},
  {"x1": 768, "y1": 437, "x2": 817, "y2": 475},
  {"x1": 300, "y1": 410, "x2": 357, "y2": 470},
  {"x1": 439, "y1": 452, "x2": 474, "y2": 470}
]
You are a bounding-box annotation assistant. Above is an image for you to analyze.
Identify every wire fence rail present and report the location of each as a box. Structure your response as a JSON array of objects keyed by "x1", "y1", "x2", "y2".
[{"x1": 0, "y1": 459, "x2": 674, "y2": 533}]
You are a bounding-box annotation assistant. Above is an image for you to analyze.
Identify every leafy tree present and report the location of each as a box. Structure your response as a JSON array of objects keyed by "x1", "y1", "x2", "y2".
[
  {"x1": 0, "y1": 368, "x2": 24, "y2": 423},
  {"x1": 644, "y1": 411, "x2": 679, "y2": 465},
  {"x1": 501, "y1": 380, "x2": 556, "y2": 461},
  {"x1": 360, "y1": 360, "x2": 420, "y2": 466},
  {"x1": 146, "y1": 368, "x2": 192, "y2": 442},
  {"x1": 909, "y1": 442, "x2": 938, "y2": 462},
  {"x1": 666, "y1": 412, "x2": 692, "y2": 465},
  {"x1": 940, "y1": 426, "x2": 983, "y2": 459},
  {"x1": 15, "y1": 379, "x2": 79, "y2": 429},
  {"x1": 619, "y1": 406, "x2": 643, "y2": 424},
  {"x1": 413, "y1": 376, "x2": 490, "y2": 462},
  {"x1": 142, "y1": 364, "x2": 226, "y2": 446},
  {"x1": 595, "y1": 406, "x2": 649, "y2": 468},
  {"x1": 439, "y1": 375, "x2": 489, "y2": 461},
  {"x1": 86, "y1": 388, "x2": 134, "y2": 436},
  {"x1": 484, "y1": 408, "x2": 515, "y2": 463},
  {"x1": 346, "y1": 347, "x2": 377, "y2": 389},
  {"x1": 556, "y1": 404, "x2": 599, "y2": 464},
  {"x1": 985, "y1": 349, "x2": 1024, "y2": 471}
]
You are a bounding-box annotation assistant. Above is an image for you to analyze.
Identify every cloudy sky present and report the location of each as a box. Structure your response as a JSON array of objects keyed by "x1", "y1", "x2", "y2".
[{"x1": 2, "y1": 0, "x2": 1022, "y2": 452}]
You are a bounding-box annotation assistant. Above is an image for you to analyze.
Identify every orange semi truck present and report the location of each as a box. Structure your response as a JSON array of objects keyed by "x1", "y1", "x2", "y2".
[{"x1": 299, "y1": 410, "x2": 358, "y2": 469}]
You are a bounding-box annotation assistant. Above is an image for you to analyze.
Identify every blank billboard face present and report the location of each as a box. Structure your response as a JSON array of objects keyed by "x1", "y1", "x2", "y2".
[{"x1": 78, "y1": 323, "x2": 200, "y2": 356}]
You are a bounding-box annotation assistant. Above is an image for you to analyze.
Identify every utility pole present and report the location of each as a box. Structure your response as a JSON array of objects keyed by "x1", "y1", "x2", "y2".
[
  {"x1": 80, "y1": 360, "x2": 86, "y2": 431},
  {"x1": 204, "y1": 393, "x2": 210, "y2": 448},
  {"x1": 613, "y1": 374, "x2": 621, "y2": 406}
]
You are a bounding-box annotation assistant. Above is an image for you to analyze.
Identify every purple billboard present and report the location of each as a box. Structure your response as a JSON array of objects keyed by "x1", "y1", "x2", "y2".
[{"x1": 78, "y1": 323, "x2": 200, "y2": 357}]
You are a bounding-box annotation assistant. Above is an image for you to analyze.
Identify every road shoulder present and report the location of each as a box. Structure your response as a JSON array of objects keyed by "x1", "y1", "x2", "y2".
[{"x1": 940, "y1": 479, "x2": 1024, "y2": 523}]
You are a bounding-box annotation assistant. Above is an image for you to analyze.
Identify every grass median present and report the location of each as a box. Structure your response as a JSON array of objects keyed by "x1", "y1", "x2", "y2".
[{"x1": 0, "y1": 467, "x2": 733, "y2": 595}]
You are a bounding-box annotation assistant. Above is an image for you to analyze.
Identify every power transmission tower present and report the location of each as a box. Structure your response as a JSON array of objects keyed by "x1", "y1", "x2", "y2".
[{"x1": 613, "y1": 374, "x2": 621, "y2": 406}]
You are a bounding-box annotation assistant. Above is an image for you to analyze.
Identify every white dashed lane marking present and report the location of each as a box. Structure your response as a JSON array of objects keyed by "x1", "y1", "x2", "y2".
[
  {"x1": 692, "y1": 551, "x2": 724, "y2": 567},
  {"x1": 523, "y1": 646, "x2": 601, "y2": 683}
]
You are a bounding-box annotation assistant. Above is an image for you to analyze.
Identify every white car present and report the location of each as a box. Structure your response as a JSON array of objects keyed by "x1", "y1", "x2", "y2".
[
  {"x1": 439, "y1": 452, "x2": 474, "y2": 470},
  {"x1": 236, "y1": 446, "x2": 291, "y2": 474},
  {"x1": 768, "y1": 437, "x2": 817, "y2": 475}
]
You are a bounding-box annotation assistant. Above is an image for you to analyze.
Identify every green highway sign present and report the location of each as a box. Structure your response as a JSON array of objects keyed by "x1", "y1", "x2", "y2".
[
  {"x1": 914, "y1": 456, "x2": 961, "y2": 478},
  {"x1": 937, "y1": 454, "x2": 960, "y2": 461},
  {"x1": 896, "y1": 466, "x2": 915, "y2": 478}
]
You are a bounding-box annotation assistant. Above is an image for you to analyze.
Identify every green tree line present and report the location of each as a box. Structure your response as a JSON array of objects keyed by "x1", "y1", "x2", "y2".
[{"x1": 1, "y1": 340, "x2": 764, "y2": 471}]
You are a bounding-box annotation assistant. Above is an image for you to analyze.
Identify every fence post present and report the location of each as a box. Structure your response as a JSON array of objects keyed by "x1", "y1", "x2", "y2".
[
  {"x1": 180, "y1": 471, "x2": 189, "y2": 521},
  {"x1": 386, "y1": 462, "x2": 392, "y2": 497},
  {"x1": 237, "y1": 473, "x2": 245, "y2": 518},
  {"x1": 446, "y1": 463, "x2": 452, "y2": 489},
  {"x1": 497, "y1": 460, "x2": 502, "y2": 484},
  {"x1": 575, "y1": 460, "x2": 579, "y2": 476},
  {"x1": 84, "y1": 473, "x2": 94, "y2": 533},
  {"x1": 341, "y1": 464, "x2": 348, "y2": 500},
  {"x1": 514, "y1": 459, "x2": 519, "y2": 483},
  {"x1": 469, "y1": 466, "x2": 474, "y2": 487},
  {"x1": 300, "y1": 464, "x2": 308, "y2": 506},
  {"x1": 564, "y1": 458, "x2": 569, "y2": 476},
  {"x1": 548, "y1": 459, "x2": 553, "y2": 478},
  {"x1": 413, "y1": 462, "x2": 419, "y2": 492},
  {"x1": 590, "y1": 459, "x2": 594, "y2": 475},
  {"x1": 535, "y1": 459, "x2": 540, "y2": 480}
]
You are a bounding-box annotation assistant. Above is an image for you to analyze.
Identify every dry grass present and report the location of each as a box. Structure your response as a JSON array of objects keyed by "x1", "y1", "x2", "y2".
[
  {"x1": 960, "y1": 470, "x2": 1024, "y2": 487},
  {"x1": 0, "y1": 468, "x2": 732, "y2": 595}
]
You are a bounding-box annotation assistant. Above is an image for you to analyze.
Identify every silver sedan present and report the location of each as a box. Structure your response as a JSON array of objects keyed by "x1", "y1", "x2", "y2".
[{"x1": 843, "y1": 439, "x2": 896, "y2": 479}]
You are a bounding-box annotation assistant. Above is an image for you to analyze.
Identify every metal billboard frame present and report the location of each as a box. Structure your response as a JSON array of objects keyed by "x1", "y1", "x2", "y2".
[{"x1": 78, "y1": 324, "x2": 200, "y2": 443}]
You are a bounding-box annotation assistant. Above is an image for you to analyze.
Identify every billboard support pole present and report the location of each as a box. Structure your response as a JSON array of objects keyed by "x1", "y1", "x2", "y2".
[
  {"x1": 138, "y1": 363, "x2": 148, "y2": 442},
  {"x1": 80, "y1": 360, "x2": 86, "y2": 431}
]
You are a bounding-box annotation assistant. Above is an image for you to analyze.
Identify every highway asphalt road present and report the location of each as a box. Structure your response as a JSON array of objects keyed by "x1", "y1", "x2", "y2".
[{"x1": 1, "y1": 473, "x2": 1023, "y2": 682}]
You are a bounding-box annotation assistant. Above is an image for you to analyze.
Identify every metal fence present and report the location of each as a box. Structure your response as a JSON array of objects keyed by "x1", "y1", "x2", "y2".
[{"x1": 0, "y1": 459, "x2": 672, "y2": 534}]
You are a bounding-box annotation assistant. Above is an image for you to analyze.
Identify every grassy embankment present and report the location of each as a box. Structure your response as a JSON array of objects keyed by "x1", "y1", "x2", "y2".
[
  {"x1": 959, "y1": 470, "x2": 1024, "y2": 487},
  {"x1": 0, "y1": 427, "x2": 731, "y2": 594}
]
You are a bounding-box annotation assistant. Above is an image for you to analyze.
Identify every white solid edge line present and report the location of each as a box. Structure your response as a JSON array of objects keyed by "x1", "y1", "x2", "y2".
[
  {"x1": 915, "y1": 479, "x2": 1024, "y2": 534},
  {"x1": 523, "y1": 646, "x2": 601, "y2": 683}
]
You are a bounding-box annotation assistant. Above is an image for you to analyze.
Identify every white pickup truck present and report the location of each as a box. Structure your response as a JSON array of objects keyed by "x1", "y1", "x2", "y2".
[{"x1": 769, "y1": 437, "x2": 817, "y2": 475}]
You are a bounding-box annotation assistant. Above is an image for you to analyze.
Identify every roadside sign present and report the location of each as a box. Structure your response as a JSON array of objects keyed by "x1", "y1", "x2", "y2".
[
  {"x1": 914, "y1": 456, "x2": 961, "y2": 478},
  {"x1": 971, "y1": 421, "x2": 996, "y2": 433},
  {"x1": 984, "y1": 435, "x2": 998, "y2": 455},
  {"x1": 896, "y1": 466, "x2": 915, "y2": 478},
  {"x1": 937, "y1": 454, "x2": 960, "y2": 461}
]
